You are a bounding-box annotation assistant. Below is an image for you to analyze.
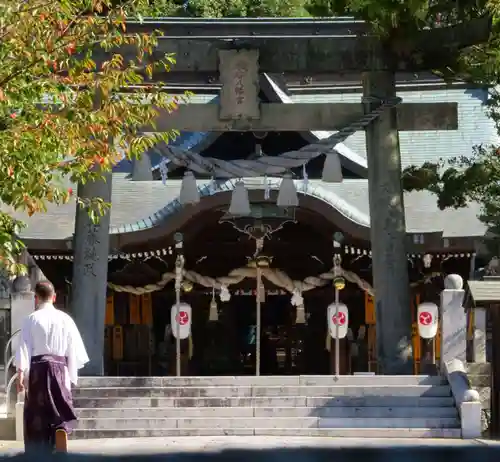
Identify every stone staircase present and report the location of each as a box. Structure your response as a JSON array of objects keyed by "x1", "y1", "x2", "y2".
[{"x1": 73, "y1": 375, "x2": 461, "y2": 439}]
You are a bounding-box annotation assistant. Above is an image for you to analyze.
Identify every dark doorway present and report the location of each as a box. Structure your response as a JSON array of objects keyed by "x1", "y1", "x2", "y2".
[{"x1": 192, "y1": 294, "x2": 310, "y2": 376}]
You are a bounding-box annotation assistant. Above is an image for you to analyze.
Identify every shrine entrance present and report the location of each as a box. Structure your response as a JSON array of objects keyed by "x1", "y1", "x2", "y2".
[
  {"x1": 175, "y1": 200, "x2": 368, "y2": 376},
  {"x1": 192, "y1": 294, "x2": 305, "y2": 376},
  {"x1": 105, "y1": 194, "x2": 374, "y2": 377},
  {"x1": 186, "y1": 291, "x2": 366, "y2": 377}
]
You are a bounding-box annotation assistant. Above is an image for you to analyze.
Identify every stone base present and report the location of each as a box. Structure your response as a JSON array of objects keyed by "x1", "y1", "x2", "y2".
[{"x1": 467, "y1": 362, "x2": 491, "y2": 434}]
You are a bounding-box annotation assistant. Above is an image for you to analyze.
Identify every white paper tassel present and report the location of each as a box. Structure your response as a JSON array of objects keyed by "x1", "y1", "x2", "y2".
[
  {"x1": 220, "y1": 285, "x2": 231, "y2": 302},
  {"x1": 179, "y1": 171, "x2": 200, "y2": 205},
  {"x1": 229, "y1": 180, "x2": 251, "y2": 215},
  {"x1": 159, "y1": 159, "x2": 169, "y2": 185},
  {"x1": 295, "y1": 304, "x2": 306, "y2": 324},
  {"x1": 277, "y1": 173, "x2": 298, "y2": 207},
  {"x1": 322, "y1": 152, "x2": 343, "y2": 183},
  {"x1": 264, "y1": 176, "x2": 271, "y2": 200},
  {"x1": 302, "y1": 164, "x2": 309, "y2": 191},
  {"x1": 291, "y1": 288, "x2": 304, "y2": 307},
  {"x1": 209, "y1": 292, "x2": 218, "y2": 321}
]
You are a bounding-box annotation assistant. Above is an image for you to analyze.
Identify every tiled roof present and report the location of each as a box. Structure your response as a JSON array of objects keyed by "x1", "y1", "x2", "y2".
[
  {"x1": 292, "y1": 88, "x2": 499, "y2": 168},
  {"x1": 2, "y1": 85, "x2": 492, "y2": 243},
  {"x1": 3, "y1": 175, "x2": 485, "y2": 241},
  {"x1": 468, "y1": 279, "x2": 500, "y2": 303}
]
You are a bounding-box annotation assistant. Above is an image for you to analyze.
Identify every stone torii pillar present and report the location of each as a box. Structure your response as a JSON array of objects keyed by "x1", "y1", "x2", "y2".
[
  {"x1": 70, "y1": 174, "x2": 112, "y2": 376},
  {"x1": 363, "y1": 71, "x2": 412, "y2": 374},
  {"x1": 70, "y1": 155, "x2": 150, "y2": 375}
]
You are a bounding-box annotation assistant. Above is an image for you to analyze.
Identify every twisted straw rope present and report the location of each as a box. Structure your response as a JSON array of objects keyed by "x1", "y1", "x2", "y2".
[
  {"x1": 156, "y1": 97, "x2": 402, "y2": 178},
  {"x1": 108, "y1": 265, "x2": 375, "y2": 296}
]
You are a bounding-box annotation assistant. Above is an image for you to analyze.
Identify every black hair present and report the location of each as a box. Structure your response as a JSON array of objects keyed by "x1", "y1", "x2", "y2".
[{"x1": 34, "y1": 281, "x2": 55, "y2": 302}]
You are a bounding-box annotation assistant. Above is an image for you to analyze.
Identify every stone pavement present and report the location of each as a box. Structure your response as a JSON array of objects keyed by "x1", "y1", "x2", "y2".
[{"x1": 0, "y1": 437, "x2": 498, "y2": 455}]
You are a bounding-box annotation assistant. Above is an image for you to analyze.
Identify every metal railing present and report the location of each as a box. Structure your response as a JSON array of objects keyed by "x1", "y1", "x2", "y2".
[{"x1": 4, "y1": 329, "x2": 20, "y2": 415}]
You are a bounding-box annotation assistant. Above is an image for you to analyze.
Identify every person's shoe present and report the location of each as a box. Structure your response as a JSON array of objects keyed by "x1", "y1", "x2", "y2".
[{"x1": 54, "y1": 429, "x2": 68, "y2": 453}]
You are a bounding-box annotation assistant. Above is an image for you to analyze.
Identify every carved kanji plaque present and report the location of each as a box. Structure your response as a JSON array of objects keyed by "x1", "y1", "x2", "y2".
[{"x1": 219, "y1": 49, "x2": 260, "y2": 120}]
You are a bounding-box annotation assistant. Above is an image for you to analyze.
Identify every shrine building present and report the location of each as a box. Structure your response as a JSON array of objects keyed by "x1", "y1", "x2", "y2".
[{"x1": 4, "y1": 72, "x2": 495, "y2": 377}]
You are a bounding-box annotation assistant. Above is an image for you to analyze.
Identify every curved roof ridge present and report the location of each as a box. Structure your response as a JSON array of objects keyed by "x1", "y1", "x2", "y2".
[{"x1": 111, "y1": 177, "x2": 370, "y2": 235}]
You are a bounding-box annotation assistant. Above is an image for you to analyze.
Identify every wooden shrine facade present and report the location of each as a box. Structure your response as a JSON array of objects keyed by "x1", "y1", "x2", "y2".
[{"x1": 32, "y1": 194, "x2": 476, "y2": 377}]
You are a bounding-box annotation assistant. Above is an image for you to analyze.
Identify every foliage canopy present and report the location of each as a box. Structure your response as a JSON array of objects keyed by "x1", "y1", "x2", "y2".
[{"x1": 0, "y1": 0, "x2": 180, "y2": 273}]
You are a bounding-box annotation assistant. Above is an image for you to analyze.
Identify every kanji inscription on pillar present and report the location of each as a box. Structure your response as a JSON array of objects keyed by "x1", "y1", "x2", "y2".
[
  {"x1": 219, "y1": 49, "x2": 260, "y2": 121},
  {"x1": 83, "y1": 223, "x2": 100, "y2": 277}
]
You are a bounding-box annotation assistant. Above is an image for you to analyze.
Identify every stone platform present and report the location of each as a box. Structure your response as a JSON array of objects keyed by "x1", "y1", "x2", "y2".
[
  {"x1": 73, "y1": 375, "x2": 461, "y2": 439},
  {"x1": 1, "y1": 436, "x2": 494, "y2": 456}
]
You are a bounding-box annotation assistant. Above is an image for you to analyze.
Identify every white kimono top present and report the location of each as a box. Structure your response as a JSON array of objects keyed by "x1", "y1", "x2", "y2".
[{"x1": 14, "y1": 303, "x2": 89, "y2": 389}]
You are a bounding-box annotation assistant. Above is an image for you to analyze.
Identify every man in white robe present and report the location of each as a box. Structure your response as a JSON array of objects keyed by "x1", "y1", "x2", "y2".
[{"x1": 15, "y1": 281, "x2": 89, "y2": 453}]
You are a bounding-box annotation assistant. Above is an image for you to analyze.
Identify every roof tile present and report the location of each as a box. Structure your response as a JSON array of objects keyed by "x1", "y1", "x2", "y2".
[{"x1": 2, "y1": 176, "x2": 485, "y2": 241}]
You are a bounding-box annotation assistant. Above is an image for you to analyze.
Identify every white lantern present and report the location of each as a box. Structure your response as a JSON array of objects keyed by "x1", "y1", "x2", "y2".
[
  {"x1": 171, "y1": 303, "x2": 192, "y2": 339},
  {"x1": 327, "y1": 303, "x2": 349, "y2": 339},
  {"x1": 417, "y1": 302, "x2": 439, "y2": 339}
]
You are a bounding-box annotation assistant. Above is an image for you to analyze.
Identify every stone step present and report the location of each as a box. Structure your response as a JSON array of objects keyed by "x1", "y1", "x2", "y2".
[
  {"x1": 73, "y1": 395, "x2": 456, "y2": 408},
  {"x1": 76, "y1": 416, "x2": 460, "y2": 430},
  {"x1": 77, "y1": 405, "x2": 459, "y2": 419},
  {"x1": 71, "y1": 427, "x2": 462, "y2": 439},
  {"x1": 73, "y1": 385, "x2": 452, "y2": 399},
  {"x1": 77, "y1": 375, "x2": 446, "y2": 388}
]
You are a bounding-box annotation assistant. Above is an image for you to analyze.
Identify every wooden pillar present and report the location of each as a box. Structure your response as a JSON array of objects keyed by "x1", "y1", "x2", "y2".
[
  {"x1": 71, "y1": 173, "x2": 112, "y2": 376},
  {"x1": 363, "y1": 71, "x2": 412, "y2": 374}
]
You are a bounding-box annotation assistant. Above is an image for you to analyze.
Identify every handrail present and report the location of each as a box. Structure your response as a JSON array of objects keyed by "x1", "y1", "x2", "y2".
[
  {"x1": 4, "y1": 329, "x2": 20, "y2": 391},
  {"x1": 3, "y1": 330, "x2": 21, "y2": 417},
  {"x1": 5, "y1": 372, "x2": 17, "y2": 416},
  {"x1": 4, "y1": 356, "x2": 14, "y2": 391},
  {"x1": 4, "y1": 329, "x2": 20, "y2": 372}
]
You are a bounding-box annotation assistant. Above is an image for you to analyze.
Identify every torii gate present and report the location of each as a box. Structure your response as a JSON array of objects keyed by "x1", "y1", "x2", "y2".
[{"x1": 70, "y1": 17, "x2": 491, "y2": 376}]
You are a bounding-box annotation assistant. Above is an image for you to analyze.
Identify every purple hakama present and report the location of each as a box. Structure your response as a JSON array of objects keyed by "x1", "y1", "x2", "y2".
[{"x1": 24, "y1": 354, "x2": 77, "y2": 451}]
